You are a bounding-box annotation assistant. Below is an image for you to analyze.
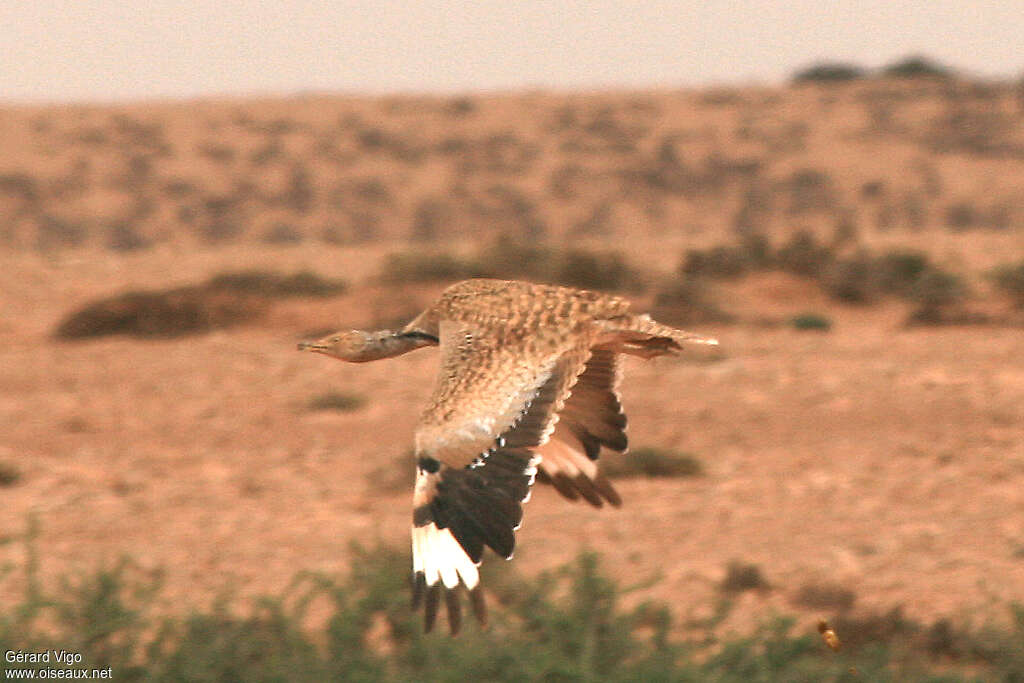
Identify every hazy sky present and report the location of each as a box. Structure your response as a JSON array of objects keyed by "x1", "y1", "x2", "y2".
[{"x1": 2, "y1": 1, "x2": 1022, "y2": 103}]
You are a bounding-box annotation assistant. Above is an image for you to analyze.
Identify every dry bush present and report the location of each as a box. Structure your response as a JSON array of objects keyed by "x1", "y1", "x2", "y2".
[
  {"x1": 105, "y1": 220, "x2": 152, "y2": 252},
  {"x1": 775, "y1": 229, "x2": 835, "y2": 278},
  {"x1": 791, "y1": 581, "x2": 857, "y2": 610},
  {"x1": 378, "y1": 251, "x2": 483, "y2": 283},
  {"x1": 786, "y1": 169, "x2": 837, "y2": 215},
  {"x1": 652, "y1": 278, "x2": 733, "y2": 326},
  {"x1": 260, "y1": 222, "x2": 304, "y2": 245},
  {"x1": 792, "y1": 62, "x2": 866, "y2": 83},
  {"x1": 206, "y1": 270, "x2": 347, "y2": 298},
  {"x1": 379, "y1": 238, "x2": 644, "y2": 292},
  {"x1": 990, "y1": 261, "x2": 1024, "y2": 307},
  {"x1": 53, "y1": 287, "x2": 268, "y2": 340},
  {"x1": 34, "y1": 215, "x2": 88, "y2": 250},
  {"x1": 55, "y1": 270, "x2": 346, "y2": 339},
  {"x1": 719, "y1": 561, "x2": 769, "y2": 593},
  {"x1": 0, "y1": 462, "x2": 22, "y2": 487},
  {"x1": 789, "y1": 313, "x2": 833, "y2": 331},
  {"x1": 603, "y1": 447, "x2": 703, "y2": 479},
  {"x1": 882, "y1": 55, "x2": 953, "y2": 80},
  {"x1": 305, "y1": 391, "x2": 367, "y2": 413}
]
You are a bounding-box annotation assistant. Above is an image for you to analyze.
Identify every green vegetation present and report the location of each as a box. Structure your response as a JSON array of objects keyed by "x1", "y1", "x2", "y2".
[
  {"x1": 676, "y1": 233, "x2": 970, "y2": 324},
  {"x1": 305, "y1": 391, "x2": 368, "y2": 413},
  {"x1": 881, "y1": 55, "x2": 953, "y2": 80},
  {"x1": 0, "y1": 461, "x2": 21, "y2": 487},
  {"x1": 790, "y1": 313, "x2": 833, "y2": 331},
  {"x1": 990, "y1": 260, "x2": 1024, "y2": 308},
  {"x1": 720, "y1": 561, "x2": 770, "y2": 593},
  {"x1": 2, "y1": 528, "x2": 1024, "y2": 682},
  {"x1": 604, "y1": 447, "x2": 704, "y2": 478},
  {"x1": 792, "y1": 62, "x2": 866, "y2": 83}
]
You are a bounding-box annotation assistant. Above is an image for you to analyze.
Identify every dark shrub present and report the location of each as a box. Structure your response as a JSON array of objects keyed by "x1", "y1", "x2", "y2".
[
  {"x1": 305, "y1": 391, "x2": 367, "y2": 413},
  {"x1": 652, "y1": 279, "x2": 733, "y2": 325},
  {"x1": 681, "y1": 245, "x2": 749, "y2": 280},
  {"x1": 261, "y1": 222, "x2": 304, "y2": 245},
  {"x1": 792, "y1": 62, "x2": 866, "y2": 83},
  {"x1": 106, "y1": 221, "x2": 152, "y2": 252},
  {"x1": 720, "y1": 561, "x2": 769, "y2": 593},
  {"x1": 790, "y1": 313, "x2": 833, "y2": 331},
  {"x1": 824, "y1": 255, "x2": 874, "y2": 303},
  {"x1": 0, "y1": 462, "x2": 21, "y2": 487},
  {"x1": 882, "y1": 55, "x2": 952, "y2": 79},
  {"x1": 990, "y1": 261, "x2": 1024, "y2": 307},
  {"x1": 603, "y1": 448, "x2": 703, "y2": 479},
  {"x1": 379, "y1": 251, "x2": 482, "y2": 283},
  {"x1": 792, "y1": 582, "x2": 856, "y2": 610},
  {"x1": 53, "y1": 288, "x2": 268, "y2": 340},
  {"x1": 873, "y1": 250, "x2": 931, "y2": 296},
  {"x1": 207, "y1": 270, "x2": 347, "y2": 298},
  {"x1": 775, "y1": 230, "x2": 834, "y2": 278}
]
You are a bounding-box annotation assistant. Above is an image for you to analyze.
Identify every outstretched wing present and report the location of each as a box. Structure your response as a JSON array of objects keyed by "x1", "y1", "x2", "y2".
[
  {"x1": 410, "y1": 319, "x2": 593, "y2": 633},
  {"x1": 536, "y1": 346, "x2": 627, "y2": 507}
]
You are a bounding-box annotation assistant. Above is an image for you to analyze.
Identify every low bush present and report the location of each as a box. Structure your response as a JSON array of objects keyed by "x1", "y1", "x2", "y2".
[
  {"x1": 603, "y1": 447, "x2": 704, "y2": 479},
  {"x1": 305, "y1": 391, "x2": 367, "y2": 413},
  {"x1": 54, "y1": 270, "x2": 347, "y2": 340},
  {"x1": 2, "y1": 531, "x2": 1024, "y2": 681},
  {"x1": 790, "y1": 313, "x2": 833, "y2": 331},
  {"x1": 991, "y1": 260, "x2": 1024, "y2": 307},
  {"x1": 720, "y1": 561, "x2": 770, "y2": 593},
  {"x1": 792, "y1": 62, "x2": 866, "y2": 83},
  {"x1": 380, "y1": 238, "x2": 645, "y2": 292}
]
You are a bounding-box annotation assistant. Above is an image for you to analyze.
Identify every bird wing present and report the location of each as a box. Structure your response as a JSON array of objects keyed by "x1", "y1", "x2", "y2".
[
  {"x1": 535, "y1": 346, "x2": 627, "y2": 507},
  {"x1": 410, "y1": 317, "x2": 595, "y2": 633}
]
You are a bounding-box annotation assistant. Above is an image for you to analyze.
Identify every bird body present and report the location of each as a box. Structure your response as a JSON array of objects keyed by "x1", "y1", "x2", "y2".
[{"x1": 299, "y1": 278, "x2": 717, "y2": 634}]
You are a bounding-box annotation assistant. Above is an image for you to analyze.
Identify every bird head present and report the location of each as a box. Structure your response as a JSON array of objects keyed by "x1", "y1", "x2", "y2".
[{"x1": 298, "y1": 330, "x2": 385, "y2": 362}]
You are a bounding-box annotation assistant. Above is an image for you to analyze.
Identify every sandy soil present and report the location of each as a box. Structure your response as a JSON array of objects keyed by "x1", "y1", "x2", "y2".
[
  {"x1": 1, "y1": 243, "x2": 1021, "y2": 635},
  {"x1": 1, "y1": 84, "x2": 1023, "y2": 634}
]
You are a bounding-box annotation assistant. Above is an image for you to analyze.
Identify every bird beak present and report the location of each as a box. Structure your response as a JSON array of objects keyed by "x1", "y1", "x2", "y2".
[{"x1": 297, "y1": 341, "x2": 327, "y2": 352}]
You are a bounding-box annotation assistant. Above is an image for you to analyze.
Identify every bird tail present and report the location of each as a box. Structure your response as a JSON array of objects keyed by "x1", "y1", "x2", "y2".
[{"x1": 602, "y1": 314, "x2": 721, "y2": 360}]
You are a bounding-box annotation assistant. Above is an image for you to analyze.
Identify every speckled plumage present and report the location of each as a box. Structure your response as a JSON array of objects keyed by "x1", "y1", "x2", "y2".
[{"x1": 301, "y1": 278, "x2": 718, "y2": 634}]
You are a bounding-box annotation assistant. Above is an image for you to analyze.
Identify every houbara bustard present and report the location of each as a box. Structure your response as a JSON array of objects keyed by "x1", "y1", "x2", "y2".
[{"x1": 299, "y1": 278, "x2": 718, "y2": 634}]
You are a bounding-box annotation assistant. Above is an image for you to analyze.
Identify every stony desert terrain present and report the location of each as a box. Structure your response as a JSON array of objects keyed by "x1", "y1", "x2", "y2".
[{"x1": 1, "y1": 78, "x2": 1022, "y2": 635}]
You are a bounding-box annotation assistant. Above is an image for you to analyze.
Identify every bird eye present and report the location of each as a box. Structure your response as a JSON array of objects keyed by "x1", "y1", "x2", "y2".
[{"x1": 330, "y1": 336, "x2": 340, "y2": 343}]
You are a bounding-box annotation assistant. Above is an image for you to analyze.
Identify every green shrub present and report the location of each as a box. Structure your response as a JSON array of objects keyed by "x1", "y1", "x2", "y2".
[
  {"x1": 991, "y1": 261, "x2": 1024, "y2": 307},
  {"x1": 792, "y1": 582, "x2": 857, "y2": 611},
  {"x1": 872, "y1": 250, "x2": 931, "y2": 296},
  {"x1": 790, "y1": 313, "x2": 833, "y2": 331},
  {"x1": 792, "y1": 62, "x2": 866, "y2": 83},
  {"x1": 881, "y1": 55, "x2": 952, "y2": 79},
  {"x1": 305, "y1": 391, "x2": 367, "y2": 413},
  {"x1": 54, "y1": 270, "x2": 345, "y2": 340},
  {"x1": 775, "y1": 230, "x2": 835, "y2": 278},
  {"x1": 3, "y1": 532, "x2": 1024, "y2": 681},
  {"x1": 0, "y1": 462, "x2": 21, "y2": 487},
  {"x1": 720, "y1": 561, "x2": 770, "y2": 593},
  {"x1": 652, "y1": 278, "x2": 734, "y2": 325},
  {"x1": 823, "y1": 255, "x2": 873, "y2": 303},
  {"x1": 681, "y1": 245, "x2": 751, "y2": 279},
  {"x1": 604, "y1": 447, "x2": 704, "y2": 478},
  {"x1": 53, "y1": 287, "x2": 268, "y2": 340}
]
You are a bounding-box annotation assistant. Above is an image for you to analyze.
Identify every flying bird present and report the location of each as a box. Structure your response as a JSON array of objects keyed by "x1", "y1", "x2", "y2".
[{"x1": 298, "y1": 278, "x2": 717, "y2": 634}]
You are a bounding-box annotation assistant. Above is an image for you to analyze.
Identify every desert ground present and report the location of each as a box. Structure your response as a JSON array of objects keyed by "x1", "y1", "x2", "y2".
[{"x1": 1, "y1": 78, "x2": 1022, "y2": 637}]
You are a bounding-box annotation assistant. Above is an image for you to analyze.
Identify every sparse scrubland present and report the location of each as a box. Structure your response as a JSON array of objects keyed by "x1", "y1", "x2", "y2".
[
  {"x1": 3, "y1": 529, "x2": 1024, "y2": 681},
  {"x1": 1, "y1": 65, "x2": 1023, "y2": 680}
]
